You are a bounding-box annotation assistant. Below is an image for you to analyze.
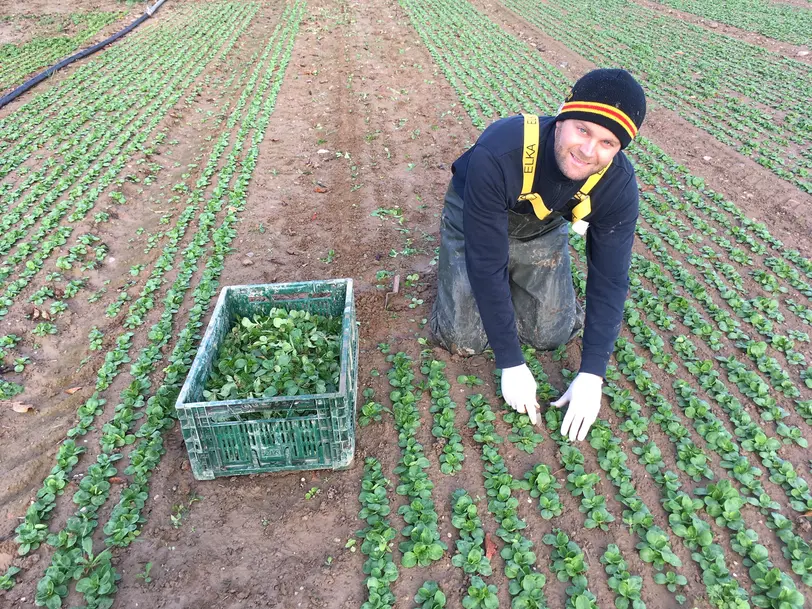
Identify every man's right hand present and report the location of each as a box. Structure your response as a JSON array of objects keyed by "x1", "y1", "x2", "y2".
[{"x1": 501, "y1": 363, "x2": 539, "y2": 425}]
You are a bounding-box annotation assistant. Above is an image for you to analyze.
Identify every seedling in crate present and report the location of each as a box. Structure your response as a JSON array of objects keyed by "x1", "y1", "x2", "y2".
[{"x1": 202, "y1": 308, "x2": 341, "y2": 401}]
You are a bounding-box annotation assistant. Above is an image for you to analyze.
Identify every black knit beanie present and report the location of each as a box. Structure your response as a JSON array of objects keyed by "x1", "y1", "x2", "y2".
[{"x1": 556, "y1": 68, "x2": 646, "y2": 149}]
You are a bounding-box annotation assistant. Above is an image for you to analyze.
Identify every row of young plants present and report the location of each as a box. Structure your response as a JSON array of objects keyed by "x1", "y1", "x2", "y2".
[
  {"x1": 399, "y1": 0, "x2": 812, "y2": 601},
  {"x1": 422, "y1": 358, "x2": 465, "y2": 474},
  {"x1": 446, "y1": 488, "x2": 499, "y2": 608},
  {"x1": 570, "y1": 237, "x2": 810, "y2": 605},
  {"x1": 540, "y1": 528, "x2": 598, "y2": 609},
  {"x1": 450, "y1": 489, "x2": 493, "y2": 578},
  {"x1": 0, "y1": 11, "x2": 254, "y2": 396},
  {"x1": 614, "y1": 227, "x2": 812, "y2": 572},
  {"x1": 0, "y1": 5, "x2": 257, "y2": 354},
  {"x1": 635, "y1": 189, "x2": 809, "y2": 399},
  {"x1": 521, "y1": 354, "x2": 689, "y2": 604},
  {"x1": 465, "y1": 392, "x2": 548, "y2": 609},
  {"x1": 631, "y1": 137, "x2": 812, "y2": 293},
  {"x1": 29, "y1": 43, "x2": 274, "y2": 608},
  {"x1": 600, "y1": 544, "x2": 647, "y2": 609},
  {"x1": 524, "y1": 392, "x2": 603, "y2": 608},
  {"x1": 572, "y1": 226, "x2": 812, "y2": 588},
  {"x1": 499, "y1": 0, "x2": 812, "y2": 192},
  {"x1": 553, "y1": 428, "x2": 615, "y2": 533},
  {"x1": 9, "y1": 8, "x2": 257, "y2": 570},
  {"x1": 399, "y1": 0, "x2": 811, "y2": 388},
  {"x1": 387, "y1": 352, "x2": 446, "y2": 567},
  {"x1": 0, "y1": 6, "x2": 202, "y2": 181},
  {"x1": 2, "y1": 2, "x2": 302, "y2": 600},
  {"x1": 0, "y1": 11, "x2": 123, "y2": 91},
  {"x1": 648, "y1": 0, "x2": 812, "y2": 46},
  {"x1": 358, "y1": 458, "x2": 398, "y2": 609}
]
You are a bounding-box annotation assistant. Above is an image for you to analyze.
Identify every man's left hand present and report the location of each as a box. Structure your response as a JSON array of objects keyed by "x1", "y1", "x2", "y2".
[{"x1": 551, "y1": 372, "x2": 603, "y2": 441}]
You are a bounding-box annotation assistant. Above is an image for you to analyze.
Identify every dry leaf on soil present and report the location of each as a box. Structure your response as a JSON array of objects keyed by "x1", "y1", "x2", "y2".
[
  {"x1": 484, "y1": 532, "x2": 497, "y2": 560},
  {"x1": 4, "y1": 401, "x2": 36, "y2": 413}
]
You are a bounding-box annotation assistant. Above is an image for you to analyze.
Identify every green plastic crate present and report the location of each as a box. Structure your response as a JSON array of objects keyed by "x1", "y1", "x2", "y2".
[{"x1": 175, "y1": 279, "x2": 357, "y2": 480}]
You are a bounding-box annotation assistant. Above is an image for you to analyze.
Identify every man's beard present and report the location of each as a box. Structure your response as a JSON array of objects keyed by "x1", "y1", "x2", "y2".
[{"x1": 553, "y1": 140, "x2": 607, "y2": 181}]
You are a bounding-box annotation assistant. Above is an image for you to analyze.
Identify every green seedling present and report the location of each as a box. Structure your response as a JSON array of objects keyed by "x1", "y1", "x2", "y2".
[
  {"x1": 135, "y1": 562, "x2": 153, "y2": 584},
  {"x1": 13, "y1": 357, "x2": 31, "y2": 373}
]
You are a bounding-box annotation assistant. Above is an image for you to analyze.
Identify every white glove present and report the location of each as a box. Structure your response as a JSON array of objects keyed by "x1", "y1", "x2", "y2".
[
  {"x1": 551, "y1": 372, "x2": 603, "y2": 441},
  {"x1": 501, "y1": 364, "x2": 539, "y2": 425}
]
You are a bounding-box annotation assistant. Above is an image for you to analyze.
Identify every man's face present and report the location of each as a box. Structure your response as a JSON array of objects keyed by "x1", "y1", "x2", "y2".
[{"x1": 553, "y1": 119, "x2": 622, "y2": 181}]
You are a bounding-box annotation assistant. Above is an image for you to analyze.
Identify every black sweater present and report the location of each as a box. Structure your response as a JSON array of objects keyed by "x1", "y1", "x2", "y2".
[{"x1": 450, "y1": 115, "x2": 639, "y2": 377}]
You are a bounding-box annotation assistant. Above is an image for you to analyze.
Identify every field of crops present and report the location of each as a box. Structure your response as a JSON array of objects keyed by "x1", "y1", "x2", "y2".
[{"x1": 0, "y1": 0, "x2": 810, "y2": 608}]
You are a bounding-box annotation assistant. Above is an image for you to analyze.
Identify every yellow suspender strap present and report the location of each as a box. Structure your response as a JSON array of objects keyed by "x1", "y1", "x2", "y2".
[
  {"x1": 517, "y1": 114, "x2": 611, "y2": 223},
  {"x1": 517, "y1": 114, "x2": 552, "y2": 220},
  {"x1": 570, "y1": 159, "x2": 611, "y2": 223}
]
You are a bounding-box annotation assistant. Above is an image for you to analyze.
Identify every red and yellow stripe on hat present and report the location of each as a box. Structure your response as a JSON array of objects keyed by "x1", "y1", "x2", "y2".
[{"x1": 559, "y1": 101, "x2": 638, "y2": 141}]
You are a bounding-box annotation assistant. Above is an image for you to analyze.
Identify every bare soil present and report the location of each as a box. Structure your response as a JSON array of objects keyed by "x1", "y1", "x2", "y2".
[
  {"x1": 0, "y1": 1, "x2": 144, "y2": 47},
  {"x1": 629, "y1": 0, "x2": 811, "y2": 62}
]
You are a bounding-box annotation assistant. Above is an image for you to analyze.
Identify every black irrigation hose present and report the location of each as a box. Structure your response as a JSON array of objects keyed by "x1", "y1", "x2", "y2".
[{"x1": 0, "y1": 1, "x2": 167, "y2": 110}]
